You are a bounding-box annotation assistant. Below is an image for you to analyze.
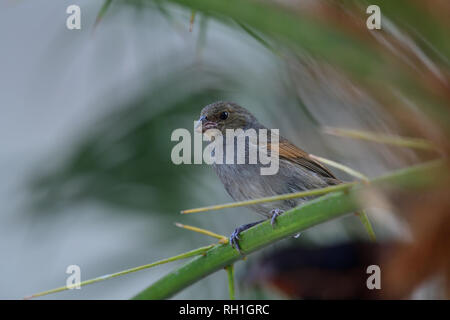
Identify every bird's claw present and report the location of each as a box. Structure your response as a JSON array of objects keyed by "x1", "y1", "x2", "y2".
[
  {"x1": 229, "y1": 221, "x2": 264, "y2": 255},
  {"x1": 270, "y1": 209, "x2": 284, "y2": 227},
  {"x1": 229, "y1": 230, "x2": 242, "y2": 254}
]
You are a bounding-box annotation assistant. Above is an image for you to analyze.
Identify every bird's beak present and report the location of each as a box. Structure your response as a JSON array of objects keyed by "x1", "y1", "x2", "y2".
[{"x1": 195, "y1": 115, "x2": 217, "y2": 133}]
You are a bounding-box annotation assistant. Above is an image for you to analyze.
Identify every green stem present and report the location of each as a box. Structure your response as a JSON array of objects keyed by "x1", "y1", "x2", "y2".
[
  {"x1": 309, "y1": 154, "x2": 370, "y2": 182},
  {"x1": 234, "y1": 20, "x2": 281, "y2": 57},
  {"x1": 189, "y1": 10, "x2": 196, "y2": 32},
  {"x1": 308, "y1": 154, "x2": 376, "y2": 241},
  {"x1": 356, "y1": 210, "x2": 377, "y2": 242},
  {"x1": 133, "y1": 160, "x2": 445, "y2": 300},
  {"x1": 181, "y1": 182, "x2": 357, "y2": 214},
  {"x1": 94, "y1": 0, "x2": 113, "y2": 28},
  {"x1": 225, "y1": 265, "x2": 235, "y2": 300},
  {"x1": 323, "y1": 127, "x2": 439, "y2": 151},
  {"x1": 25, "y1": 244, "x2": 214, "y2": 299}
]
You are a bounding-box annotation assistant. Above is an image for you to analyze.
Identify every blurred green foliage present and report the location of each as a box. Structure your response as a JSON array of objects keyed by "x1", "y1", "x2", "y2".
[{"x1": 32, "y1": 69, "x2": 236, "y2": 215}]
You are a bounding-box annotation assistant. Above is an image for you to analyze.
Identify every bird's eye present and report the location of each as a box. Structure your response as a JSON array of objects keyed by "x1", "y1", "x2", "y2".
[{"x1": 219, "y1": 111, "x2": 229, "y2": 120}]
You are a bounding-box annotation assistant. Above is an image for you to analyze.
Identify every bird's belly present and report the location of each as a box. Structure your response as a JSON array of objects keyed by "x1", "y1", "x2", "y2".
[{"x1": 213, "y1": 162, "x2": 305, "y2": 217}]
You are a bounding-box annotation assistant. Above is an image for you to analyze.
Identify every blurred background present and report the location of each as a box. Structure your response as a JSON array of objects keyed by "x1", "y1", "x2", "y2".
[{"x1": 0, "y1": 0, "x2": 448, "y2": 299}]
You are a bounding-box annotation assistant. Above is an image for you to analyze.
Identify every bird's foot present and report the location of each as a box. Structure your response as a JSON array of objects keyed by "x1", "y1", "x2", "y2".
[
  {"x1": 229, "y1": 220, "x2": 264, "y2": 254},
  {"x1": 270, "y1": 209, "x2": 284, "y2": 227}
]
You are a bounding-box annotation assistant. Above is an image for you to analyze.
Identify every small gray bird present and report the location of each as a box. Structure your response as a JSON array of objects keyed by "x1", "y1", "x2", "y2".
[{"x1": 197, "y1": 101, "x2": 339, "y2": 252}]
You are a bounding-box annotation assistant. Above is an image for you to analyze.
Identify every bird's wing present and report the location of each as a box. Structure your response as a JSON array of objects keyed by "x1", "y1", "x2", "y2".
[{"x1": 276, "y1": 138, "x2": 338, "y2": 180}]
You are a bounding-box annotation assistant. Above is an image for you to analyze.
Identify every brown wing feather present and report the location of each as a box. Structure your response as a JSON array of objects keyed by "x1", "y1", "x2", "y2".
[{"x1": 277, "y1": 139, "x2": 338, "y2": 180}]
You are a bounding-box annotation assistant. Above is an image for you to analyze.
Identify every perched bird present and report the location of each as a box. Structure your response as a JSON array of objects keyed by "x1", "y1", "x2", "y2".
[{"x1": 196, "y1": 101, "x2": 340, "y2": 252}]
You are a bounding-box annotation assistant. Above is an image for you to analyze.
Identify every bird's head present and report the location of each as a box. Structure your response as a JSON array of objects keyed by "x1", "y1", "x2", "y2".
[{"x1": 196, "y1": 101, "x2": 259, "y2": 135}]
